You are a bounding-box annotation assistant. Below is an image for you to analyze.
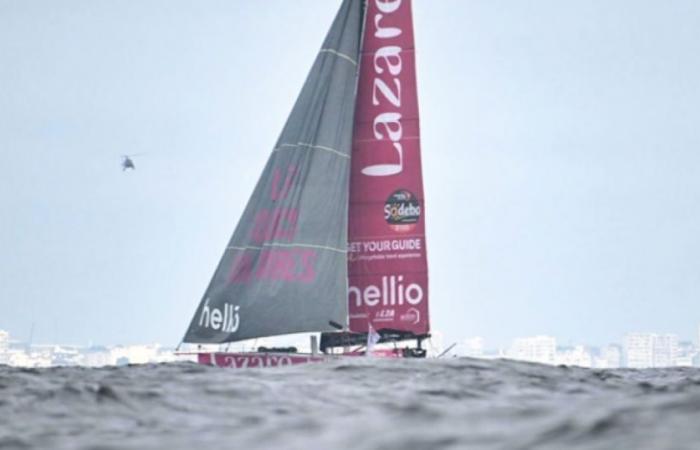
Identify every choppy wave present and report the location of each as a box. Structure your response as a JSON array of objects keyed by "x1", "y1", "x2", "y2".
[{"x1": 2, "y1": 358, "x2": 700, "y2": 449}]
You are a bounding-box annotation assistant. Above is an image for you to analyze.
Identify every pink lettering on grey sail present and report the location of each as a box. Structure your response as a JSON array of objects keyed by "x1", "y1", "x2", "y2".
[{"x1": 228, "y1": 164, "x2": 317, "y2": 284}]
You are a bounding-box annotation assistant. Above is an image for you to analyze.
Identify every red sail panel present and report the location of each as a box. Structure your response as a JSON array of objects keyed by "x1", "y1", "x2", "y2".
[{"x1": 348, "y1": 0, "x2": 429, "y2": 334}]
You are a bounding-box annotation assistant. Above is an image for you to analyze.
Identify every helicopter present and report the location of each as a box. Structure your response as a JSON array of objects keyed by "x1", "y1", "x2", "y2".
[{"x1": 121, "y1": 153, "x2": 145, "y2": 171}]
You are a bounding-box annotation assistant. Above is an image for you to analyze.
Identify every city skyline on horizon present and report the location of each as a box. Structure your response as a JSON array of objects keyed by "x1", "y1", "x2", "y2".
[
  {"x1": 4, "y1": 324, "x2": 700, "y2": 353},
  {"x1": 3, "y1": 327, "x2": 700, "y2": 370}
]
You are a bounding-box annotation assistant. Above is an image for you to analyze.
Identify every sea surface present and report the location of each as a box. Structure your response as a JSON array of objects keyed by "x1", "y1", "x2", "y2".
[{"x1": 2, "y1": 358, "x2": 700, "y2": 449}]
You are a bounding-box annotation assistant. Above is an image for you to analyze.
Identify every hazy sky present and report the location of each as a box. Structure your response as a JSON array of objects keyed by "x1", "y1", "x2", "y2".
[{"x1": 2, "y1": 0, "x2": 699, "y2": 348}]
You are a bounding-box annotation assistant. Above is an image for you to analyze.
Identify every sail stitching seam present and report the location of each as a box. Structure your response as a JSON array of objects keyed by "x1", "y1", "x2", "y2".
[
  {"x1": 228, "y1": 243, "x2": 346, "y2": 253},
  {"x1": 319, "y1": 48, "x2": 357, "y2": 66},
  {"x1": 276, "y1": 142, "x2": 349, "y2": 159}
]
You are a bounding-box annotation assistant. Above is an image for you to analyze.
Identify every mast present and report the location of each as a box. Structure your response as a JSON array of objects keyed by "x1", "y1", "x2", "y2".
[
  {"x1": 182, "y1": 0, "x2": 365, "y2": 345},
  {"x1": 348, "y1": 0, "x2": 430, "y2": 335}
]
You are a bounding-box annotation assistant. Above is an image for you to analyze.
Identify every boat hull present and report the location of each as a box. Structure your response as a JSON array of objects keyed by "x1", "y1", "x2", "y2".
[
  {"x1": 197, "y1": 352, "x2": 326, "y2": 369},
  {"x1": 196, "y1": 348, "x2": 406, "y2": 369}
]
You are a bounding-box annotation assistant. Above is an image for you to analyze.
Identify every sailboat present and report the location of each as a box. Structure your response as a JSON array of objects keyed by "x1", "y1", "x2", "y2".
[{"x1": 179, "y1": 0, "x2": 430, "y2": 368}]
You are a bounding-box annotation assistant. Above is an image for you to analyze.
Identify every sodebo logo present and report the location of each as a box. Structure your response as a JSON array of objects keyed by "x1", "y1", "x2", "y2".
[
  {"x1": 198, "y1": 298, "x2": 240, "y2": 333},
  {"x1": 349, "y1": 275, "x2": 424, "y2": 307}
]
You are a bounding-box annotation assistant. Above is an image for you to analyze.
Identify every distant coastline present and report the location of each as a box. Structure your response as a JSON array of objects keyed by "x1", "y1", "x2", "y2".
[{"x1": 3, "y1": 328, "x2": 699, "y2": 369}]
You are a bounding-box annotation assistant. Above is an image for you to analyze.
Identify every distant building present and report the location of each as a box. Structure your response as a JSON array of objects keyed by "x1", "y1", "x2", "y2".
[
  {"x1": 507, "y1": 336, "x2": 556, "y2": 364},
  {"x1": 652, "y1": 334, "x2": 679, "y2": 367},
  {"x1": 624, "y1": 333, "x2": 679, "y2": 368},
  {"x1": 600, "y1": 345, "x2": 622, "y2": 368},
  {"x1": 461, "y1": 337, "x2": 484, "y2": 358},
  {"x1": 0, "y1": 330, "x2": 8, "y2": 351},
  {"x1": 624, "y1": 333, "x2": 654, "y2": 368},
  {"x1": 83, "y1": 346, "x2": 113, "y2": 367},
  {"x1": 0, "y1": 330, "x2": 9, "y2": 365},
  {"x1": 673, "y1": 340, "x2": 695, "y2": 367},
  {"x1": 554, "y1": 345, "x2": 593, "y2": 367}
]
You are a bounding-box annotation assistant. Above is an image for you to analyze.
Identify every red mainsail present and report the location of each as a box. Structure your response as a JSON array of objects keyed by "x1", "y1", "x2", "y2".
[{"x1": 348, "y1": 0, "x2": 429, "y2": 334}]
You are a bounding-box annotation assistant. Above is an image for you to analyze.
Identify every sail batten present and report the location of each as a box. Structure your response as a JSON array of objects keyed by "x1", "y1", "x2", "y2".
[
  {"x1": 274, "y1": 142, "x2": 350, "y2": 159},
  {"x1": 227, "y1": 243, "x2": 347, "y2": 254},
  {"x1": 318, "y1": 49, "x2": 358, "y2": 66},
  {"x1": 182, "y1": 0, "x2": 364, "y2": 344}
]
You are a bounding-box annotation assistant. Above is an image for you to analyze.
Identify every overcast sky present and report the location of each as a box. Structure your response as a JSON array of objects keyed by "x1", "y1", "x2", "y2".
[{"x1": 1, "y1": 0, "x2": 699, "y2": 348}]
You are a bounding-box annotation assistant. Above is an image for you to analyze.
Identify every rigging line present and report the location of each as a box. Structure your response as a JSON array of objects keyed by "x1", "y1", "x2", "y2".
[
  {"x1": 438, "y1": 342, "x2": 457, "y2": 358},
  {"x1": 319, "y1": 48, "x2": 357, "y2": 66},
  {"x1": 274, "y1": 142, "x2": 349, "y2": 159},
  {"x1": 228, "y1": 242, "x2": 346, "y2": 254}
]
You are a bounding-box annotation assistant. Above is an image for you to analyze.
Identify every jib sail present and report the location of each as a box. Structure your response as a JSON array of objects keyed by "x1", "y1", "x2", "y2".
[
  {"x1": 348, "y1": 0, "x2": 430, "y2": 335},
  {"x1": 183, "y1": 0, "x2": 364, "y2": 344}
]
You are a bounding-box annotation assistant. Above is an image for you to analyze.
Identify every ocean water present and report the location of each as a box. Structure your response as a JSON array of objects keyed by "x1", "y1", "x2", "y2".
[{"x1": 2, "y1": 358, "x2": 700, "y2": 450}]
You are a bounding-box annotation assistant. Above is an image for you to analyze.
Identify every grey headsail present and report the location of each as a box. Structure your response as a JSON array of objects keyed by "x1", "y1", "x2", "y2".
[{"x1": 183, "y1": 0, "x2": 364, "y2": 344}]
